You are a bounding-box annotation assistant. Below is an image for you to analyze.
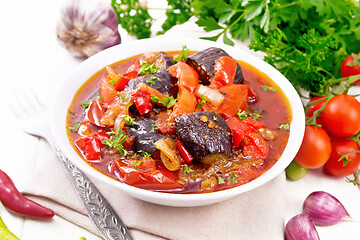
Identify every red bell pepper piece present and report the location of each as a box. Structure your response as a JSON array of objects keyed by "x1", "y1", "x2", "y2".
[
  {"x1": 176, "y1": 139, "x2": 194, "y2": 163},
  {"x1": 114, "y1": 59, "x2": 141, "y2": 91},
  {"x1": 210, "y1": 56, "x2": 237, "y2": 89},
  {"x1": 115, "y1": 161, "x2": 182, "y2": 190},
  {"x1": 85, "y1": 100, "x2": 106, "y2": 127},
  {"x1": 75, "y1": 130, "x2": 110, "y2": 162},
  {"x1": 131, "y1": 89, "x2": 153, "y2": 115}
]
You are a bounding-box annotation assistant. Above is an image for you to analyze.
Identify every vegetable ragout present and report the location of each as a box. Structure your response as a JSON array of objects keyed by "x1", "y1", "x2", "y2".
[{"x1": 67, "y1": 47, "x2": 291, "y2": 193}]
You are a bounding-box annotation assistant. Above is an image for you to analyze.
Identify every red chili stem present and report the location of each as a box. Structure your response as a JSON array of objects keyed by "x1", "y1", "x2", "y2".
[{"x1": 0, "y1": 169, "x2": 54, "y2": 219}]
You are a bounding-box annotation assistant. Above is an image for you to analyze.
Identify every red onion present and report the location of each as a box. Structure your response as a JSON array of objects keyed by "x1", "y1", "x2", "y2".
[
  {"x1": 284, "y1": 214, "x2": 320, "y2": 240},
  {"x1": 56, "y1": 0, "x2": 121, "y2": 58},
  {"x1": 303, "y1": 191, "x2": 354, "y2": 226}
]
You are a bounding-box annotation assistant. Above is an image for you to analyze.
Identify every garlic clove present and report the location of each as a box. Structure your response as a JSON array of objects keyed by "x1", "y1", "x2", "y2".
[
  {"x1": 302, "y1": 191, "x2": 353, "y2": 226},
  {"x1": 284, "y1": 214, "x2": 320, "y2": 240},
  {"x1": 56, "y1": 0, "x2": 121, "y2": 58}
]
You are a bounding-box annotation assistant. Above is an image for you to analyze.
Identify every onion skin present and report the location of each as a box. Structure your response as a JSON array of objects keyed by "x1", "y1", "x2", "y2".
[
  {"x1": 303, "y1": 191, "x2": 351, "y2": 226},
  {"x1": 56, "y1": 0, "x2": 121, "y2": 58},
  {"x1": 284, "y1": 214, "x2": 320, "y2": 240}
]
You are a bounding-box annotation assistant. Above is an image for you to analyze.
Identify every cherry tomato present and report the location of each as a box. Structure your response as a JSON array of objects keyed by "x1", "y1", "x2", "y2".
[
  {"x1": 294, "y1": 126, "x2": 331, "y2": 169},
  {"x1": 340, "y1": 54, "x2": 360, "y2": 84},
  {"x1": 324, "y1": 138, "x2": 360, "y2": 177},
  {"x1": 306, "y1": 96, "x2": 326, "y2": 126},
  {"x1": 322, "y1": 94, "x2": 360, "y2": 138}
]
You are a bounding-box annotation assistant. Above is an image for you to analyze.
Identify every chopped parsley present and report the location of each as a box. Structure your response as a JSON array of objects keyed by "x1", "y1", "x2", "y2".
[
  {"x1": 237, "y1": 110, "x2": 247, "y2": 120},
  {"x1": 250, "y1": 112, "x2": 262, "y2": 120},
  {"x1": 213, "y1": 116, "x2": 218, "y2": 121},
  {"x1": 68, "y1": 110, "x2": 76, "y2": 117},
  {"x1": 132, "y1": 160, "x2": 142, "y2": 167},
  {"x1": 68, "y1": 122, "x2": 80, "y2": 132},
  {"x1": 109, "y1": 78, "x2": 117, "y2": 86},
  {"x1": 173, "y1": 45, "x2": 189, "y2": 62},
  {"x1": 262, "y1": 85, "x2": 276, "y2": 92},
  {"x1": 227, "y1": 172, "x2": 238, "y2": 183},
  {"x1": 81, "y1": 101, "x2": 91, "y2": 109},
  {"x1": 183, "y1": 164, "x2": 194, "y2": 174},
  {"x1": 120, "y1": 115, "x2": 135, "y2": 126},
  {"x1": 196, "y1": 97, "x2": 207, "y2": 110},
  {"x1": 217, "y1": 176, "x2": 225, "y2": 184},
  {"x1": 97, "y1": 96, "x2": 102, "y2": 102},
  {"x1": 279, "y1": 123, "x2": 290, "y2": 130},
  {"x1": 150, "y1": 124, "x2": 158, "y2": 133},
  {"x1": 138, "y1": 150, "x2": 151, "y2": 158},
  {"x1": 138, "y1": 60, "x2": 158, "y2": 75},
  {"x1": 129, "y1": 153, "x2": 139, "y2": 159},
  {"x1": 102, "y1": 128, "x2": 129, "y2": 157},
  {"x1": 118, "y1": 93, "x2": 127, "y2": 100},
  {"x1": 151, "y1": 95, "x2": 177, "y2": 108},
  {"x1": 146, "y1": 77, "x2": 158, "y2": 85}
]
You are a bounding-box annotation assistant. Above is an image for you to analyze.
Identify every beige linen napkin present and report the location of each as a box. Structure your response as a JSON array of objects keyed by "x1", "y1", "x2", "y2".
[{"x1": 22, "y1": 139, "x2": 285, "y2": 240}]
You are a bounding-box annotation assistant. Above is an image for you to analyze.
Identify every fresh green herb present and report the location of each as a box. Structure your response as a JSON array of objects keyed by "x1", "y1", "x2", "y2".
[
  {"x1": 68, "y1": 122, "x2": 80, "y2": 132},
  {"x1": 68, "y1": 110, "x2": 76, "y2": 117},
  {"x1": 132, "y1": 160, "x2": 142, "y2": 167},
  {"x1": 147, "y1": 77, "x2": 157, "y2": 85},
  {"x1": 81, "y1": 101, "x2": 91, "y2": 109},
  {"x1": 183, "y1": 164, "x2": 194, "y2": 174},
  {"x1": 196, "y1": 97, "x2": 207, "y2": 110},
  {"x1": 262, "y1": 85, "x2": 276, "y2": 92},
  {"x1": 346, "y1": 170, "x2": 360, "y2": 187},
  {"x1": 151, "y1": 95, "x2": 177, "y2": 108},
  {"x1": 150, "y1": 124, "x2": 158, "y2": 133},
  {"x1": 97, "y1": 96, "x2": 102, "y2": 102},
  {"x1": 111, "y1": 0, "x2": 152, "y2": 39},
  {"x1": 237, "y1": 110, "x2": 247, "y2": 120},
  {"x1": 109, "y1": 78, "x2": 117, "y2": 86},
  {"x1": 102, "y1": 127, "x2": 129, "y2": 157},
  {"x1": 118, "y1": 93, "x2": 127, "y2": 100},
  {"x1": 138, "y1": 150, "x2": 151, "y2": 158},
  {"x1": 249, "y1": 112, "x2": 261, "y2": 120},
  {"x1": 217, "y1": 176, "x2": 225, "y2": 184},
  {"x1": 279, "y1": 123, "x2": 290, "y2": 130},
  {"x1": 129, "y1": 153, "x2": 139, "y2": 159},
  {"x1": 213, "y1": 116, "x2": 218, "y2": 121},
  {"x1": 138, "y1": 60, "x2": 158, "y2": 75},
  {"x1": 173, "y1": 45, "x2": 189, "y2": 62},
  {"x1": 120, "y1": 115, "x2": 135, "y2": 126},
  {"x1": 227, "y1": 172, "x2": 238, "y2": 183}
]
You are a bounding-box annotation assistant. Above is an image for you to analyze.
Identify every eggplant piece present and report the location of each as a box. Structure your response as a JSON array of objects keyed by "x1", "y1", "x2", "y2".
[
  {"x1": 175, "y1": 111, "x2": 232, "y2": 160},
  {"x1": 154, "y1": 52, "x2": 175, "y2": 69},
  {"x1": 127, "y1": 118, "x2": 164, "y2": 155},
  {"x1": 124, "y1": 69, "x2": 178, "y2": 97},
  {"x1": 186, "y1": 47, "x2": 244, "y2": 85}
]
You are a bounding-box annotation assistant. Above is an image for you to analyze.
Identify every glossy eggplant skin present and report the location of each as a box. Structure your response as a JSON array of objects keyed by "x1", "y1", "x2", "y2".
[
  {"x1": 127, "y1": 118, "x2": 164, "y2": 155},
  {"x1": 124, "y1": 69, "x2": 178, "y2": 97},
  {"x1": 175, "y1": 111, "x2": 232, "y2": 160},
  {"x1": 186, "y1": 47, "x2": 244, "y2": 85}
]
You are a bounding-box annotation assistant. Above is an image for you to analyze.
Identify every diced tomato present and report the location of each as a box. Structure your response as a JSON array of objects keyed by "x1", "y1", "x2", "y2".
[
  {"x1": 74, "y1": 130, "x2": 110, "y2": 162},
  {"x1": 203, "y1": 84, "x2": 248, "y2": 119},
  {"x1": 85, "y1": 101, "x2": 106, "y2": 127},
  {"x1": 226, "y1": 117, "x2": 269, "y2": 158},
  {"x1": 100, "y1": 76, "x2": 118, "y2": 105},
  {"x1": 131, "y1": 89, "x2": 153, "y2": 115},
  {"x1": 168, "y1": 62, "x2": 199, "y2": 93},
  {"x1": 135, "y1": 83, "x2": 167, "y2": 100},
  {"x1": 210, "y1": 56, "x2": 237, "y2": 89},
  {"x1": 115, "y1": 161, "x2": 182, "y2": 190},
  {"x1": 176, "y1": 139, "x2": 194, "y2": 163},
  {"x1": 169, "y1": 87, "x2": 197, "y2": 121}
]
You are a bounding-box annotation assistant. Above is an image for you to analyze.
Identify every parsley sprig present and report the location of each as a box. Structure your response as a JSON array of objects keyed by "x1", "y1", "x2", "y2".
[
  {"x1": 102, "y1": 128, "x2": 129, "y2": 157},
  {"x1": 138, "y1": 61, "x2": 158, "y2": 75},
  {"x1": 173, "y1": 45, "x2": 189, "y2": 62},
  {"x1": 151, "y1": 95, "x2": 177, "y2": 108}
]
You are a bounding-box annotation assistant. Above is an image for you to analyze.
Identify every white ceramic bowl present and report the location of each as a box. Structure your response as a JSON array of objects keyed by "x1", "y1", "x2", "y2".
[{"x1": 50, "y1": 38, "x2": 305, "y2": 207}]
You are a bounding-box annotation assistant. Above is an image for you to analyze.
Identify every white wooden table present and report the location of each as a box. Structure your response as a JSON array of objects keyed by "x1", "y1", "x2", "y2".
[{"x1": 0, "y1": 0, "x2": 359, "y2": 239}]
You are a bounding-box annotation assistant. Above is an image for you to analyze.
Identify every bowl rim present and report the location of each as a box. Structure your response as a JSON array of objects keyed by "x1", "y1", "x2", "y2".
[{"x1": 50, "y1": 37, "x2": 305, "y2": 205}]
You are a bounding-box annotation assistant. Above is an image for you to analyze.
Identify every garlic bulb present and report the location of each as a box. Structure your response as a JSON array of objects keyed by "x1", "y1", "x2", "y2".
[
  {"x1": 56, "y1": 0, "x2": 121, "y2": 58},
  {"x1": 284, "y1": 214, "x2": 320, "y2": 240}
]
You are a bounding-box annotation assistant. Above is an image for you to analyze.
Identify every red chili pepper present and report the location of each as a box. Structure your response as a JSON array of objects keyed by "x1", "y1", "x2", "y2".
[
  {"x1": 176, "y1": 139, "x2": 194, "y2": 163},
  {"x1": 0, "y1": 170, "x2": 54, "y2": 219}
]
